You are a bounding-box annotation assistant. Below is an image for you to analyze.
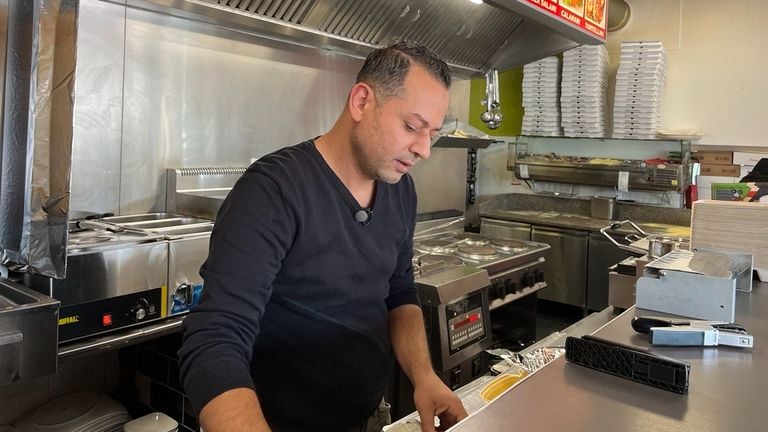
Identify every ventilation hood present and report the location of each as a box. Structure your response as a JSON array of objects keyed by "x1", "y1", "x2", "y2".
[{"x1": 112, "y1": 0, "x2": 607, "y2": 74}]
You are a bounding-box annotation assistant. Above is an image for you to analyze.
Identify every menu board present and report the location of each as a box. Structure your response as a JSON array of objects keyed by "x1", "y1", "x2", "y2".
[{"x1": 523, "y1": 0, "x2": 607, "y2": 40}]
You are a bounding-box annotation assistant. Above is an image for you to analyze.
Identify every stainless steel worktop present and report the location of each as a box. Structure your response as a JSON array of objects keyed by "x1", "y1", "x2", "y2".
[
  {"x1": 451, "y1": 281, "x2": 768, "y2": 431},
  {"x1": 481, "y1": 209, "x2": 691, "y2": 238}
]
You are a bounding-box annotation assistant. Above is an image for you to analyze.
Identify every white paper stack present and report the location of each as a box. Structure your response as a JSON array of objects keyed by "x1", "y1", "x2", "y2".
[
  {"x1": 522, "y1": 56, "x2": 562, "y2": 136},
  {"x1": 613, "y1": 41, "x2": 667, "y2": 139},
  {"x1": 560, "y1": 44, "x2": 610, "y2": 138}
]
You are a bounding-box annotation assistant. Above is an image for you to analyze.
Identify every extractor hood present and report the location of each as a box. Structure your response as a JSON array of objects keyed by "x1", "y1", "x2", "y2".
[{"x1": 108, "y1": 0, "x2": 607, "y2": 74}]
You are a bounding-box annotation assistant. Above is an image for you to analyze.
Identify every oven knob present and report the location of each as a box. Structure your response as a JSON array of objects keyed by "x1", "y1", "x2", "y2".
[
  {"x1": 504, "y1": 279, "x2": 517, "y2": 295},
  {"x1": 525, "y1": 272, "x2": 536, "y2": 287},
  {"x1": 491, "y1": 282, "x2": 504, "y2": 299},
  {"x1": 130, "y1": 299, "x2": 149, "y2": 321},
  {"x1": 535, "y1": 269, "x2": 545, "y2": 283}
]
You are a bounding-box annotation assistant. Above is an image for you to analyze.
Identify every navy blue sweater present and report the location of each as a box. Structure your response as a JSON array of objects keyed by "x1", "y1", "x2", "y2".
[{"x1": 178, "y1": 141, "x2": 420, "y2": 431}]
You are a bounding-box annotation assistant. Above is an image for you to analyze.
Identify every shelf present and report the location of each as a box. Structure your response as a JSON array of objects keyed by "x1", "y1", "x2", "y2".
[
  {"x1": 432, "y1": 118, "x2": 500, "y2": 149},
  {"x1": 509, "y1": 136, "x2": 692, "y2": 193},
  {"x1": 517, "y1": 135, "x2": 692, "y2": 145}
]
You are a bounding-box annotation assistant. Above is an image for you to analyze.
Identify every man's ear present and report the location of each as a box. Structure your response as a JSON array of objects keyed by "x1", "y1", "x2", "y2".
[{"x1": 348, "y1": 82, "x2": 374, "y2": 122}]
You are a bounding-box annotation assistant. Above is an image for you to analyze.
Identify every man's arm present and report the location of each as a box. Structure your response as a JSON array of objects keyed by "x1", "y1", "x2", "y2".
[
  {"x1": 199, "y1": 388, "x2": 270, "y2": 432},
  {"x1": 389, "y1": 304, "x2": 468, "y2": 432}
]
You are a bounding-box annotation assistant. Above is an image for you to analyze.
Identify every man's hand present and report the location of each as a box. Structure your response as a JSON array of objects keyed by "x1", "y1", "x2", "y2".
[
  {"x1": 388, "y1": 305, "x2": 468, "y2": 431},
  {"x1": 413, "y1": 373, "x2": 467, "y2": 432}
]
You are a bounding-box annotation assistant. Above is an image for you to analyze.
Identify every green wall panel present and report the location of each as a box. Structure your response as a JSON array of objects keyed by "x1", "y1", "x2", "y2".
[{"x1": 468, "y1": 67, "x2": 523, "y2": 137}]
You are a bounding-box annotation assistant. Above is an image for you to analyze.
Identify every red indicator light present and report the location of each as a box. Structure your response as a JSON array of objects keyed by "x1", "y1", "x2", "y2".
[{"x1": 102, "y1": 313, "x2": 113, "y2": 326}]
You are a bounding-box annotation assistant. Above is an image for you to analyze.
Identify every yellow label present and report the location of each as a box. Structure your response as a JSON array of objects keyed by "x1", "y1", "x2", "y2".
[
  {"x1": 59, "y1": 315, "x2": 80, "y2": 325},
  {"x1": 161, "y1": 285, "x2": 168, "y2": 317}
]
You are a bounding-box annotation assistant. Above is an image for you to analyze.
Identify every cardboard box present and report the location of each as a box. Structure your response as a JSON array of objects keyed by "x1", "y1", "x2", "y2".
[
  {"x1": 711, "y1": 183, "x2": 752, "y2": 201},
  {"x1": 733, "y1": 151, "x2": 768, "y2": 166},
  {"x1": 693, "y1": 151, "x2": 733, "y2": 165},
  {"x1": 740, "y1": 165, "x2": 754, "y2": 178},
  {"x1": 696, "y1": 175, "x2": 740, "y2": 200},
  {"x1": 700, "y1": 164, "x2": 741, "y2": 177}
]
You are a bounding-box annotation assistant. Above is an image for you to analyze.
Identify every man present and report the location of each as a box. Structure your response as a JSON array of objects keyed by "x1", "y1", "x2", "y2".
[{"x1": 178, "y1": 41, "x2": 467, "y2": 432}]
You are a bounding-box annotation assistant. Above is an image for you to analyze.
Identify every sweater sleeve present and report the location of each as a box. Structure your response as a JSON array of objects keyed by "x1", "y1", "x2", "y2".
[
  {"x1": 177, "y1": 169, "x2": 296, "y2": 415},
  {"x1": 385, "y1": 176, "x2": 420, "y2": 310}
]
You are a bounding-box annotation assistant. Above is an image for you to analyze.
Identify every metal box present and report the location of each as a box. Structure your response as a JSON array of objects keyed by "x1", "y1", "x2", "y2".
[
  {"x1": 0, "y1": 279, "x2": 59, "y2": 386},
  {"x1": 635, "y1": 250, "x2": 752, "y2": 322}
]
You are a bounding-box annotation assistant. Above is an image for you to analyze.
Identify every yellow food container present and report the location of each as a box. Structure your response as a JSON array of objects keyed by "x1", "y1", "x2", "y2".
[{"x1": 479, "y1": 371, "x2": 527, "y2": 403}]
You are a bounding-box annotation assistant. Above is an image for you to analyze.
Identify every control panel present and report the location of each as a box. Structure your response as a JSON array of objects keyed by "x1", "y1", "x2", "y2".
[
  {"x1": 57, "y1": 287, "x2": 165, "y2": 343},
  {"x1": 446, "y1": 292, "x2": 486, "y2": 354},
  {"x1": 488, "y1": 260, "x2": 547, "y2": 310}
]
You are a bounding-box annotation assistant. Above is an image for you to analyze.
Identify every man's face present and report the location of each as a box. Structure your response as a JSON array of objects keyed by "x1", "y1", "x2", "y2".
[{"x1": 352, "y1": 66, "x2": 450, "y2": 184}]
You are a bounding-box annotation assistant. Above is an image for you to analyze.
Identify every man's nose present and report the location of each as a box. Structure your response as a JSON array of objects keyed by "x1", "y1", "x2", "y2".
[{"x1": 411, "y1": 131, "x2": 432, "y2": 160}]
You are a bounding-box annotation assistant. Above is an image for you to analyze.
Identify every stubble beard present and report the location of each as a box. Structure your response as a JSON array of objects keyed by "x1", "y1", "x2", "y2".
[{"x1": 350, "y1": 128, "x2": 402, "y2": 185}]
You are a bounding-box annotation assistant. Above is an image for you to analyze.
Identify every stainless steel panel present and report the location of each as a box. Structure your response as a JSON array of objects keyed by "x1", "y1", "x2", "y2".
[
  {"x1": 586, "y1": 232, "x2": 631, "y2": 311},
  {"x1": 166, "y1": 167, "x2": 245, "y2": 217},
  {"x1": 453, "y1": 284, "x2": 768, "y2": 432},
  {"x1": 531, "y1": 225, "x2": 587, "y2": 307},
  {"x1": 71, "y1": 0, "x2": 125, "y2": 214},
  {"x1": 410, "y1": 148, "x2": 468, "y2": 216},
  {"x1": 119, "y1": 6, "x2": 360, "y2": 214},
  {"x1": 167, "y1": 234, "x2": 209, "y2": 315},
  {"x1": 119, "y1": 0, "x2": 595, "y2": 73},
  {"x1": 480, "y1": 218, "x2": 531, "y2": 241},
  {"x1": 26, "y1": 241, "x2": 169, "y2": 306},
  {"x1": 0, "y1": 278, "x2": 59, "y2": 386}
]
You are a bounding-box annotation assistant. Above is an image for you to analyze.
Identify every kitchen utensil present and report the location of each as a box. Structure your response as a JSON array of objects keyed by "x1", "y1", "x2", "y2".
[
  {"x1": 600, "y1": 220, "x2": 688, "y2": 258},
  {"x1": 480, "y1": 71, "x2": 493, "y2": 123},
  {"x1": 631, "y1": 316, "x2": 753, "y2": 348},
  {"x1": 480, "y1": 69, "x2": 502, "y2": 128},
  {"x1": 67, "y1": 211, "x2": 114, "y2": 232}
]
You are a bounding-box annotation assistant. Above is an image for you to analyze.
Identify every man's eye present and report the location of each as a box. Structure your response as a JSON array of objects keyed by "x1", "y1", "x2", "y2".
[{"x1": 405, "y1": 123, "x2": 416, "y2": 132}]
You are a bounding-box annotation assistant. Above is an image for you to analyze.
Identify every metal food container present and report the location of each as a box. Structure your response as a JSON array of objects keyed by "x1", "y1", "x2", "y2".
[
  {"x1": 0, "y1": 278, "x2": 60, "y2": 386},
  {"x1": 590, "y1": 196, "x2": 616, "y2": 220}
]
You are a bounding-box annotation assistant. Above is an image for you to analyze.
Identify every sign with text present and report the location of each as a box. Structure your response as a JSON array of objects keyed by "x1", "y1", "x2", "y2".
[{"x1": 524, "y1": 0, "x2": 607, "y2": 40}]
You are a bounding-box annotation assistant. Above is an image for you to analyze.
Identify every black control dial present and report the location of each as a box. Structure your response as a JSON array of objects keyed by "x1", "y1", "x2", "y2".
[{"x1": 130, "y1": 298, "x2": 150, "y2": 321}]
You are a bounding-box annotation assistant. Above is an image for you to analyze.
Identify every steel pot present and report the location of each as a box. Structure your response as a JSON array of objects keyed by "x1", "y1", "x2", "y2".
[
  {"x1": 590, "y1": 196, "x2": 616, "y2": 220},
  {"x1": 646, "y1": 235, "x2": 688, "y2": 258}
]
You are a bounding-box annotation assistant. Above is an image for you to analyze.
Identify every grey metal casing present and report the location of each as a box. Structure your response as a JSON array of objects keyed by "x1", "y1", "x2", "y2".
[
  {"x1": 636, "y1": 271, "x2": 737, "y2": 322},
  {"x1": 531, "y1": 225, "x2": 588, "y2": 307},
  {"x1": 26, "y1": 241, "x2": 169, "y2": 307},
  {"x1": 417, "y1": 267, "x2": 492, "y2": 372},
  {"x1": 635, "y1": 250, "x2": 753, "y2": 322},
  {"x1": 0, "y1": 278, "x2": 59, "y2": 387},
  {"x1": 480, "y1": 218, "x2": 532, "y2": 241}
]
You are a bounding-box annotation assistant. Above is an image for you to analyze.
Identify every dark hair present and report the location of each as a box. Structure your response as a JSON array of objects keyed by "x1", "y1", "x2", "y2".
[{"x1": 355, "y1": 40, "x2": 451, "y2": 100}]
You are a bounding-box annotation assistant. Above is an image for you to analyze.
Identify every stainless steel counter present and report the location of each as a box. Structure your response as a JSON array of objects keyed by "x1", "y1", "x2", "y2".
[
  {"x1": 482, "y1": 209, "x2": 690, "y2": 238},
  {"x1": 451, "y1": 281, "x2": 768, "y2": 431}
]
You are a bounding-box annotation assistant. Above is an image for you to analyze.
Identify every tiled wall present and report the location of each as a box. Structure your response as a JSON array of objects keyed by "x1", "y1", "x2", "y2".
[{"x1": 118, "y1": 333, "x2": 200, "y2": 432}]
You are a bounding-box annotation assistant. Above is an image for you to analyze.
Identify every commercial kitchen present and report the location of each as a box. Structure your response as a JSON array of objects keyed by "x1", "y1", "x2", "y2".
[{"x1": 1, "y1": 0, "x2": 767, "y2": 431}]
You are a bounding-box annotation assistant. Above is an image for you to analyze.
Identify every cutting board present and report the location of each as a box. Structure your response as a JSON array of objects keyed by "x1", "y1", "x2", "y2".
[{"x1": 690, "y1": 200, "x2": 768, "y2": 274}]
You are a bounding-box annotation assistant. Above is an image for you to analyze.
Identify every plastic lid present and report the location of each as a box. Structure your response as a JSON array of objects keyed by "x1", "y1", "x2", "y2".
[{"x1": 123, "y1": 413, "x2": 178, "y2": 432}]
